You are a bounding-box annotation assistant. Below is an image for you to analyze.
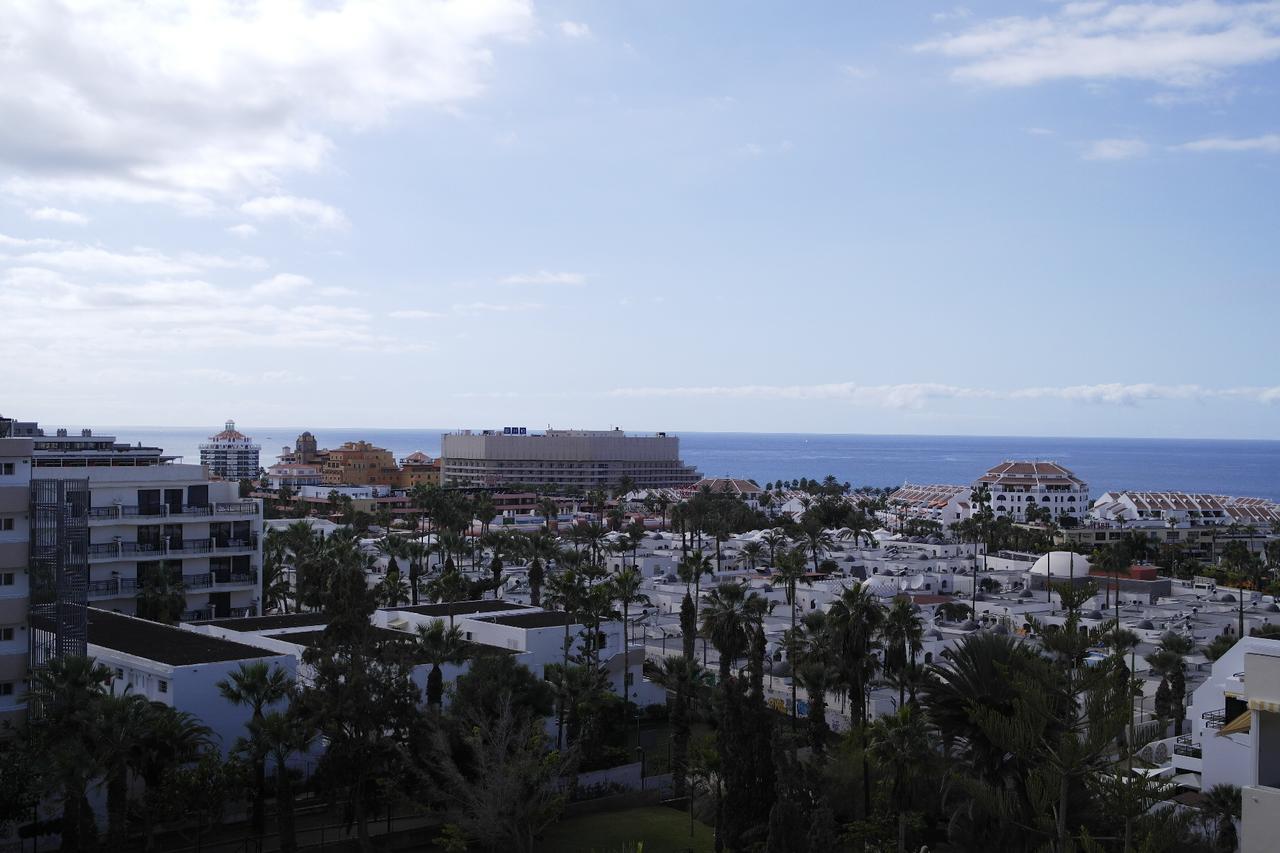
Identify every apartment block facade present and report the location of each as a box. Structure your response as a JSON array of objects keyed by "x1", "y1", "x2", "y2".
[
  {"x1": 440, "y1": 428, "x2": 700, "y2": 490},
  {"x1": 0, "y1": 437, "x2": 32, "y2": 734}
]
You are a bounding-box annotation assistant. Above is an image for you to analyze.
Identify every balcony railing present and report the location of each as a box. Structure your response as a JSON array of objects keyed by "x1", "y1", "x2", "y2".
[
  {"x1": 87, "y1": 501, "x2": 259, "y2": 522},
  {"x1": 181, "y1": 609, "x2": 212, "y2": 622},
  {"x1": 183, "y1": 573, "x2": 213, "y2": 589},
  {"x1": 212, "y1": 569, "x2": 257, "y2": 586},
  {"x1": 1175, "y1": 734, "x2": 1202, "y2": 758},
  {"x1": 1203, "y1": 709, "x2": 1228, "y2": 730},
  {"x1": 212, "y1": 536, "x2": 259, "y2": 552},
  {"x1": 87, "y1": 578, "x2": 121, "y2": 598},
  {"x1": 226, "y1": 606, "x2": 256, "y2": 618}
]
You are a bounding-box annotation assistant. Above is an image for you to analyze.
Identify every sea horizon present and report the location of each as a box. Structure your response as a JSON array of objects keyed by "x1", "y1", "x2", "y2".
[{"x1": 86, "y1": 424, "x2": 1280, "y2": 503}]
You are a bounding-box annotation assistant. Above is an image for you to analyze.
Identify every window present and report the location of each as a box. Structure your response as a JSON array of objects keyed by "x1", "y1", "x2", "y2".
[
  {"x1": 0, "y1": 574, "x2": 13, "y2": 586},
  {"x1": 158, "y1": 680, "x2": 168, "y2": 694},
  {"x1": 0, "y1": 627, "x2": 13, "y2": 642},
  {"x1": 0, "y1": 463, "x2": 13, "y2": 475},
  {"x1": 0, "y1": 683, "x2": 12, "y2": 696},
  {"x1": 0, "y1": 518, "x2": 12, "y2": 531}
]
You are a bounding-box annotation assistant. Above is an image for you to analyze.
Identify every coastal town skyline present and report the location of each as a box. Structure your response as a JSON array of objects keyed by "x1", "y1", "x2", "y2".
[{"x1": 3, "y1": 1, "x2": 1280, "y2": 438}]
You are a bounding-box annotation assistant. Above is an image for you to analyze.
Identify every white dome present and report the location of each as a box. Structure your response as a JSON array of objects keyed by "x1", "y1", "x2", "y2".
[
  {"x1": 861, "y1": 577, "x2": 899, "y2": 598},
  {"x1": 1030, "y1": 551, "x2": 1091, "y2": 578}
]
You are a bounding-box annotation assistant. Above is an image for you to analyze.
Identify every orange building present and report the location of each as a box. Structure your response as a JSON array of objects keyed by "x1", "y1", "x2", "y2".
[
  {"x1": 396, "y1": 451, "x2": 441, "y2": 488},
  {"x1": 322, "y1": 441, "x2": 399, "y2": 486}
]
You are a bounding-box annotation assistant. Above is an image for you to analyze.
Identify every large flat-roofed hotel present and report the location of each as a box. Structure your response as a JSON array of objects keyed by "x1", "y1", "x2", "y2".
[{"x1": 440, "y1": 428, "x2": 699, "y2": 490}]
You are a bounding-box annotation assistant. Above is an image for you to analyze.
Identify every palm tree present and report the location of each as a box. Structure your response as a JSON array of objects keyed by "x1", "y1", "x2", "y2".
[
  {"x1": 1200, "y1": 784, "x2": 1241, "y2": 853},
  {"x1": 881, "y1": 597, "x2": 925, "y2": 708},
  {"x1": 262, "y1": 527, "x2": 292, "y2": 613},
  {"x1": 699, "y1": 582, "x2": 769, "y2": 684},
  {"x1": 610, "y1": 565, "x2": 648, "y2": 709},
  {"x1": 97, "y1": 688, "x2": 150, "y2": 848},
  {"x1": 538, "y1": 496, "x2": 560, "y2": 531},
  {"x1": 761, "y1": 528, "x2": 788, "y2": 567},
  {"x1": 657, "y1": 655, "x2": 703, "y2": 798},
  {"x1": 828, "y1": 582, "x2": 885, "y2": 824},
  {"x1": 1223, "y1": 540, "x2": 1266, "y2": 639},
  {"x1": 135, "y1": 703, "x2": 214, "y2": 850},
  {"x1": 136, "y1": 564, "x2": 186, "y2": 623},
  {"x1": 416, "y1": 618, "x2": 468, "y2": 710},
  {"x1": 739, "y1": 541, "x2": 764, "y2": 571},
  {"x1": 252, "y1": 710, "x2": 316, "y2": 853},
  {"x1": 801, "y1": 522, "x2": 835, "y2": 573},
  {"x1": 789, "y1": 610, "x2": 833, "y2": 751},
  {"x1": 523, "y1": 529, "x2": 557, "y2": 608},
  {"x1": 867, "y1": 706, "x2": 933, "y2": 853},
  {"x1": 32, "y1": 655, "x2": 113, "y2": 851},
  {"x1": 217, "y1": 661, "x2": 294, "y2": 835},
  {"x1": 545, "y1": 567, "x2": 586, "y2": 748}
]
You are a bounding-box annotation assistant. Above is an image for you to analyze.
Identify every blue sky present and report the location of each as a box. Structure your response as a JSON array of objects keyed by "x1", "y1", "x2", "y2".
[{"x1": 2, "y1": 1, "x2": 1279, "y2": 439}]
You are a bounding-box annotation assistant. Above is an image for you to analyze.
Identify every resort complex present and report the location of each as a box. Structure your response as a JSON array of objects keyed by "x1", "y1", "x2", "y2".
[{"x1": 3, "y1": 412, "x2": 1279, "y2": 851}]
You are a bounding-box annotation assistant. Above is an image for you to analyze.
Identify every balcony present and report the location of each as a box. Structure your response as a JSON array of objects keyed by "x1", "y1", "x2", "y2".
[
  {"x1": 181, "y1": 608, "x2": 212, "y2": 622},
  {"x1": 1203, "y1": 709, "x2": 1228, "y2": 730},
  {"x1": 212, "y1": 535, "x2": 259, "y2": 553},
  {"x1": 183, "y1": 573, "x2": 212, "y2": 589},
  {"x1": 1174, "y1": 734, "x2": 1202, "y2": 759},
  {"x1": 88, "y1": 538, "x2": 216, "y2": 562},
  {"x1": 87, "y1": 501, "x2": 259, "y2": 524},
  {"x1": 212, "y1": 569, "x2": 257, "y2": 587}
]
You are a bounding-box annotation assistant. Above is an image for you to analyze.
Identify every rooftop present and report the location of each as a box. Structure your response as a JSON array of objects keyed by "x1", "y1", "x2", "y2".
[
  {"x1": 53, "y1": 608, "x2": 284, "y2": 666},
  {"x1": 389, "y1": 600, "x2": 536, "y2": 618},
  {"x1": 977, "y1": 461, "x2": 1087, "y2": 488},
  {"x1": 190, "y1": 612, "x2": 330, "y2": 632},
  {"x1": 478, "y1": 610, "x2": 578, "y2": 629}
]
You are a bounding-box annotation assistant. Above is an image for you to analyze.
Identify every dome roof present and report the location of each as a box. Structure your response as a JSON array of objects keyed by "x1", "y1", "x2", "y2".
[
  {"x1": 861, "y1": 577, "x2": 899, "y2": 598},
  {"x1": 1029, "y1": 551, "x2": 1091, "y2": 578}
]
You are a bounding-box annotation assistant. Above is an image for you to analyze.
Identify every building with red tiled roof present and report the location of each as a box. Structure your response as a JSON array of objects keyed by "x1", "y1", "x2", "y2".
[
  {"x1": 974, "y1": 460, "x2": 1089, "y2": 524},
  {"x1": 199, "y1": 420, "x2": 261, "y2": 480},
  {"x1": 887, "y1": 483, "x2": 970, "y2": 527}
]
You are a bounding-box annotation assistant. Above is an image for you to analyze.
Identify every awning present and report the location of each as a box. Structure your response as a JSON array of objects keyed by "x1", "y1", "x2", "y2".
[
  {"x1": 1249, "y1": 698, "x2": 1280, "y2": 713},
  {"x1": 1216, "y1": 710, "x2": 1252, "y2": 737}
]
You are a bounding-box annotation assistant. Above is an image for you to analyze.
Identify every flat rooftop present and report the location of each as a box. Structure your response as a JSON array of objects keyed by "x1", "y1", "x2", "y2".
[
  {"x1": 190, "y1": 612, "x2": 330, "y2": 632},
  {"x1": 478, "y1": 610, "x2": 577, "y2": 629},
  {"x1": 389, "y1": 600, "x2": 536, "y2": 618},
  {"x1": 49, "y1": 609, "x2": 284, "y2": 666},
  {"x1": 264, "y1": 629, "x2": 517, "y2": 660}
]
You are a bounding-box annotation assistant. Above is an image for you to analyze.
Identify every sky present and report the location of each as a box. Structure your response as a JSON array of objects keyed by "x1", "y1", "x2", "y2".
[{"x1": 2, "y1": 0, "x2": 1279, "y2": 439}]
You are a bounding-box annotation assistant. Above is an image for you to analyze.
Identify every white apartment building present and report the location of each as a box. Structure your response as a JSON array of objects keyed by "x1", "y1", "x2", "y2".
[
  {"x1": 265, "y1": 462, "x2": 324, "y2": 491},
  {"x1": 886, "y1": 483, "x2": 971, "y2": 528},
  {"x1": 1092, "y1": 491, "x2": 1280, "y2": 528},
  {"x1": 83, "y1": 608, "x2": 296, "y2": 754},
  {"x1": 24, "y1": 422, "x2": 263, "y2": 621},
  {"x1": 975, "y1": 461, "x2": 1089, "y2": 523},
  {"x1": 199, "y1": 420, "x2": 261, "y2": 481}
]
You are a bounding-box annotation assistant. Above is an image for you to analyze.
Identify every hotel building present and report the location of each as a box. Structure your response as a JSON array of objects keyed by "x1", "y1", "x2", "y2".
[
  {"x1": 975, "y1": 461, "x2": 1089, "y2": 523},
  {"x1": 199, "y1": 420, "x2": 261, "y2": 481},
  {"x1": 440, "y1": 428, "x2": 699, "y2": 490}
]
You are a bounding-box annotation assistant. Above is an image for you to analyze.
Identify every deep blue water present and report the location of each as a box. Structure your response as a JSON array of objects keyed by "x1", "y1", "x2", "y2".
[{"x1": 99, "y1": 426, "x2": 1280, "y2": 501}]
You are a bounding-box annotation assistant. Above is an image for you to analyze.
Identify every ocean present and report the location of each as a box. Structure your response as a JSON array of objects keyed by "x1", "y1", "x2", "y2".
[{"x1": 98, "y1": 426, "x2": 1280, "y2": 502}]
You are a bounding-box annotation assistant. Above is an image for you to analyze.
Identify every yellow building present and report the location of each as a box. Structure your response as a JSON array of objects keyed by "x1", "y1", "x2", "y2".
[
  {"x1": 322, "y1": 441, "x2": 398, "y2": 486},
  {"x1": 396, "y1": 451, "x2": 441, "y2": 488}
]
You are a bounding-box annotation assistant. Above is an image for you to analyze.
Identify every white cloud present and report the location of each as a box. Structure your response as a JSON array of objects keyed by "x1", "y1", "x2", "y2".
[
  {"x1": 1175, "y1": 133, "x2": 1280, "y2": 152},
  {"x1": 0, "y1": 0, "x2": 535, "y2": 211},
  {"x1": 250, "y1": 273, "x2": 313, "y2": 298},
  {"x1": 500, "y1": 270, "x2": 586, "y2": 286},
  {"x1": 27, "y1": 207, "x2": 88, "y2": 225},
  {"x1": 606, "y1": 381, "x2": 1280, "y2": 408},
  {"x1": 0, "y1": 235, "x2": 388, "y2": 356},
  {"x1": 932, "y1": 6, "x2": 972, "y2": 24},
  {"x1": 1083, "y1": 138, "x2": 1150, "y2": 160},
  {"x1": 227, "y1": 223, "x2": 259, "y2": 239},
  {"x1": 559, "y1": 20, "x2": 592, "y2": 39},
  {"x1": 917, "y1": 1, "x2": 1280, "y2": 88},
  {"x1": 240, "y1": 195, "x2": 349, "y2": 230},
  {"x1": 452, "y1": 301, "x2": 541, "y2": 314},
  {"x1": 389, "y1": 309, "x2": 446, "y2": 319}
]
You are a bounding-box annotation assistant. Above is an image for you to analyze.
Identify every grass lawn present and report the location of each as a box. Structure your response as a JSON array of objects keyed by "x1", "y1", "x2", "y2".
[{"x1": 538, "y1": 806, "x2": 714, "y2": 853}]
